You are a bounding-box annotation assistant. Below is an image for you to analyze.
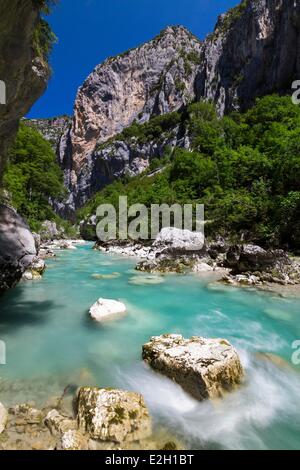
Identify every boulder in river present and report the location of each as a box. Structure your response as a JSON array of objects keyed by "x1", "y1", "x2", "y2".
[
  {"x1": 77, "y1": 387, "x2": 152, "y2": 443},
  {"x1": 0, "y1": 204, "x2": 37, "y2": 292},
  {"x1": 142, "y1": 334, "x2": 243, "y2": 401},
  {"x1": 154, "y1": 227, "x2": 205, "y2": 252},
  {"x1": 225, "y1": 244, "x2": 289, "y2": 272},
  {"x1": 89, "y1": 298, "x2": 126, "y2": 322}
]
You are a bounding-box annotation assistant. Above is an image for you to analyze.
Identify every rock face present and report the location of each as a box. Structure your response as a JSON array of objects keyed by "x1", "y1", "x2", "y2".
[
  {"x1": 0, "y1": 0, "x2": 50, "y2": 180},
  {"x1": 43, "y1": 0, "x2": 300, "y2": 216},
  {"x1": 0, "y1": 204, "x2": 37, "y2": 292},
  {"x1": 89, "y1": 298, "x2": 127, "y2": 322},
  {"x1": 57, "y1": 26, "x2": 202, "y2": 212},
  {"x1": 24, "y1": 116, "x2": 71, "y2": 152},
  {"x1": 40, "y1": 220, "x2": 61, "y2": 241},
  {"x1": 82, "y1": 126, "x2": 187, "y2": 207},
  {"x1": 196, "y1": 0, "x2": 300, "y2": 114},
  {"x1": 77, "y1": 387, "x2": 152, "y2": 443},
  {"x1": 142, "y1": 334, "x2": 243, "y2": 401}
]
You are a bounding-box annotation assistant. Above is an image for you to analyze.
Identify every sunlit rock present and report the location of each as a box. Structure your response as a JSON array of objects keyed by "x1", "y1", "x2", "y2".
[
  {"x1": 142, "y1": 334, "x2": 243, "y2": 401},
  {"x1": 154, "y1": 227, "x2": 205, "y2": 252},
  {"x1": 77, "y1": 387, "x2": 152, "y2": 443},
  {"x1": 89, "y1": 298, "x2": 127, "y2": 322},
  {"x1": 44, "y1": 409, "x2": 77, "y2": 436},
  {"x1": 22, "y1": 257, "x2": 46, "y2": 281},
  {"x1": 60, "y1": 429, "x2": 88, "y2": 451}
]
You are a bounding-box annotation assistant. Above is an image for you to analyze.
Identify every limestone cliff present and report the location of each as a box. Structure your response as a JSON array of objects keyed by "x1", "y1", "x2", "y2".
[
  {"x1": 24, "y1": 116, "x2": 71, "y2": 152},
  {"x1": 196, "y1": 0, "x2": 300, "y2": 114},
  {"x1": 58, "y1": 26, "x2": 202, "y2": 211},
  {"x1": 38, "y1": 0, "x2": 300, "y2": 214}
]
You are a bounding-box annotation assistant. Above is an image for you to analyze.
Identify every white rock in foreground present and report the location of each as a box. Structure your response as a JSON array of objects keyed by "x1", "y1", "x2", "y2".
[
  {"x1": 154, "y1": 227, "x2": 205, "y2": 251},
  {"x1": 77, "y1": 387, "x2": 152, "y2": 443},
  {"x1": 142, "y1": 334, "x2": 243, "y2": 401},
  {"x1": 89, "y1": 298, "x2": 126, "y2": 322},
  {"x1": 0, "y1": 403, "x2": 8, "y2": 434}
]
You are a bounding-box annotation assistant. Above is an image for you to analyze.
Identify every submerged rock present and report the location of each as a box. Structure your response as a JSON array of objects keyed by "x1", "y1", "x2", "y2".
[
  {"x1": 91, "y1": 272, "x2": 121, "y2": 280},
  {"x1": 0, "y1": 403, "x2": 8, "y2": 434},
  {"x1": 89, "y1": 298, "x2": 127, "y2": 322},
  {"x1": 136, "y1": 258, "x2": 192, "y2": 274},
  {"x1": 128, "y1": 275, "x2": 165, "y2": 286},
  {"x1": 255, "y1": 352, "x2": 295, "y2": 371},
  {"x1": 142, "y1": 334, "x2": 243, "y2": 401},
  {"x1": 77, "y1": 387, "x2": 152, "y2": 443}
]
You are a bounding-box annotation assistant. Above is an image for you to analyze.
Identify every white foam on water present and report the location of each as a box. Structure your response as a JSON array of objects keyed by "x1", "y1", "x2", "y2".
[{"x1": 117, "y1": 351, "x2": 300, "y2": 450}]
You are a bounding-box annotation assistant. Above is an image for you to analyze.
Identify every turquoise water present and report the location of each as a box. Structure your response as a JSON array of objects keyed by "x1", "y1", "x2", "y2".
[{"x1": 0, "y1": 242, "x2": 300, "y2": 449}]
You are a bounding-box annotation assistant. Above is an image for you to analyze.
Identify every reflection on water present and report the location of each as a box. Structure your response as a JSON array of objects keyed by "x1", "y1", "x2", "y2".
[{"x1": 0, "y1": 243, "x2": 300, "y2": 449}]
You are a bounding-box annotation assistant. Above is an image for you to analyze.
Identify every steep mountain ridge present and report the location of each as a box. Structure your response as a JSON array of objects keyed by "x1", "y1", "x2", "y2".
[
  {"x1": 56, "y1": 25, "x2": 202, "y2": 213},
  {"x1": 196, "y1": 0, "x2": 300, "y2": 113},
  {"x1": 28, "y1": 0, "x2": 300, "y2": 216}
]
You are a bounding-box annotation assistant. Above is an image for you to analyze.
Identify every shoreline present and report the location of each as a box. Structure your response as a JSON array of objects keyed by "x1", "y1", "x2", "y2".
[{"x1": 93, "y1": 238, "x2": 300, "y2": 298}]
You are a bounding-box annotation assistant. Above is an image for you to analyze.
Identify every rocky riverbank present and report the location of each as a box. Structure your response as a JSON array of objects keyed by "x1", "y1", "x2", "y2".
[
  {"x1": 94, "y1": 228, "x2": 300, "y2": 290},
  {"x1": 0, "y1": 389, "x2": 182, "y2": 451},
  {"x1": 0, "y1": 334, "x2": 244, "y2": 450}
]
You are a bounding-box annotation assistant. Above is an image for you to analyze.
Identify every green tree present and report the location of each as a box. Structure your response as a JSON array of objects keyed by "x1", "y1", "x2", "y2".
[{"x1": 4, "y1": 124, "x2": 65, "y2": 230}]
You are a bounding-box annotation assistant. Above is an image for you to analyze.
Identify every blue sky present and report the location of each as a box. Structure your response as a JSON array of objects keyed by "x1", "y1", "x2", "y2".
[{"x1": 28, "y1": 0, "x2": 239, "y2": 118}]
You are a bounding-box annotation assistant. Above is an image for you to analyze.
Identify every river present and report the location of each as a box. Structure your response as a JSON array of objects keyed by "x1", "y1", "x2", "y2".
[{"x1": 0, "y1": 242, "x2": 300, "y2": 450}]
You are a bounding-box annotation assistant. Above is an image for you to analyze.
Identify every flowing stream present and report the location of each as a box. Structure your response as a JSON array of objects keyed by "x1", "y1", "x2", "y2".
[{"x1": 0, "y1": 242, "x2": 300, "y2": 450}]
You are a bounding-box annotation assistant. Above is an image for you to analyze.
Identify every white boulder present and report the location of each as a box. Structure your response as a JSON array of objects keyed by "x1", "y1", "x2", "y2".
[
  {"x1": 89, "y1": 298, "x2": 127, "y2": 322},
  {"x1": 154, "y1": 227, "x2": 205, "y2": 251}
]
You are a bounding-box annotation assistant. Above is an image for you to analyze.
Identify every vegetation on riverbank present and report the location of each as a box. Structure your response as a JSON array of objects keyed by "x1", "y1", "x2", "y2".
[
  {"x1": 78, "y1": 95, "x2": 300, "y2": 251},
  {"x1": 2, "y1": 124, "x2": 75, "y2": 235}
]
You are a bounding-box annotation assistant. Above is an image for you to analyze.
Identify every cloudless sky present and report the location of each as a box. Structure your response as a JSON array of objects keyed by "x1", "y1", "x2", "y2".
[{"x1": 28, "y1": 0, "x2": 239, "y2": 118}]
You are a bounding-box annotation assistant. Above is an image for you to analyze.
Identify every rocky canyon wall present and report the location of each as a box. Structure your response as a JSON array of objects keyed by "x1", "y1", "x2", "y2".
[{"x1": 31, "y1": 0, "x2": 300, "y2": 215}]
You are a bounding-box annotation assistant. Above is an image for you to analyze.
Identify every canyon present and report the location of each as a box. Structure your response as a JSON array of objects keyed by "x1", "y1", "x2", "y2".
[{"x1": 28, "y1": 0, "x2": 300, "y2": 216}]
